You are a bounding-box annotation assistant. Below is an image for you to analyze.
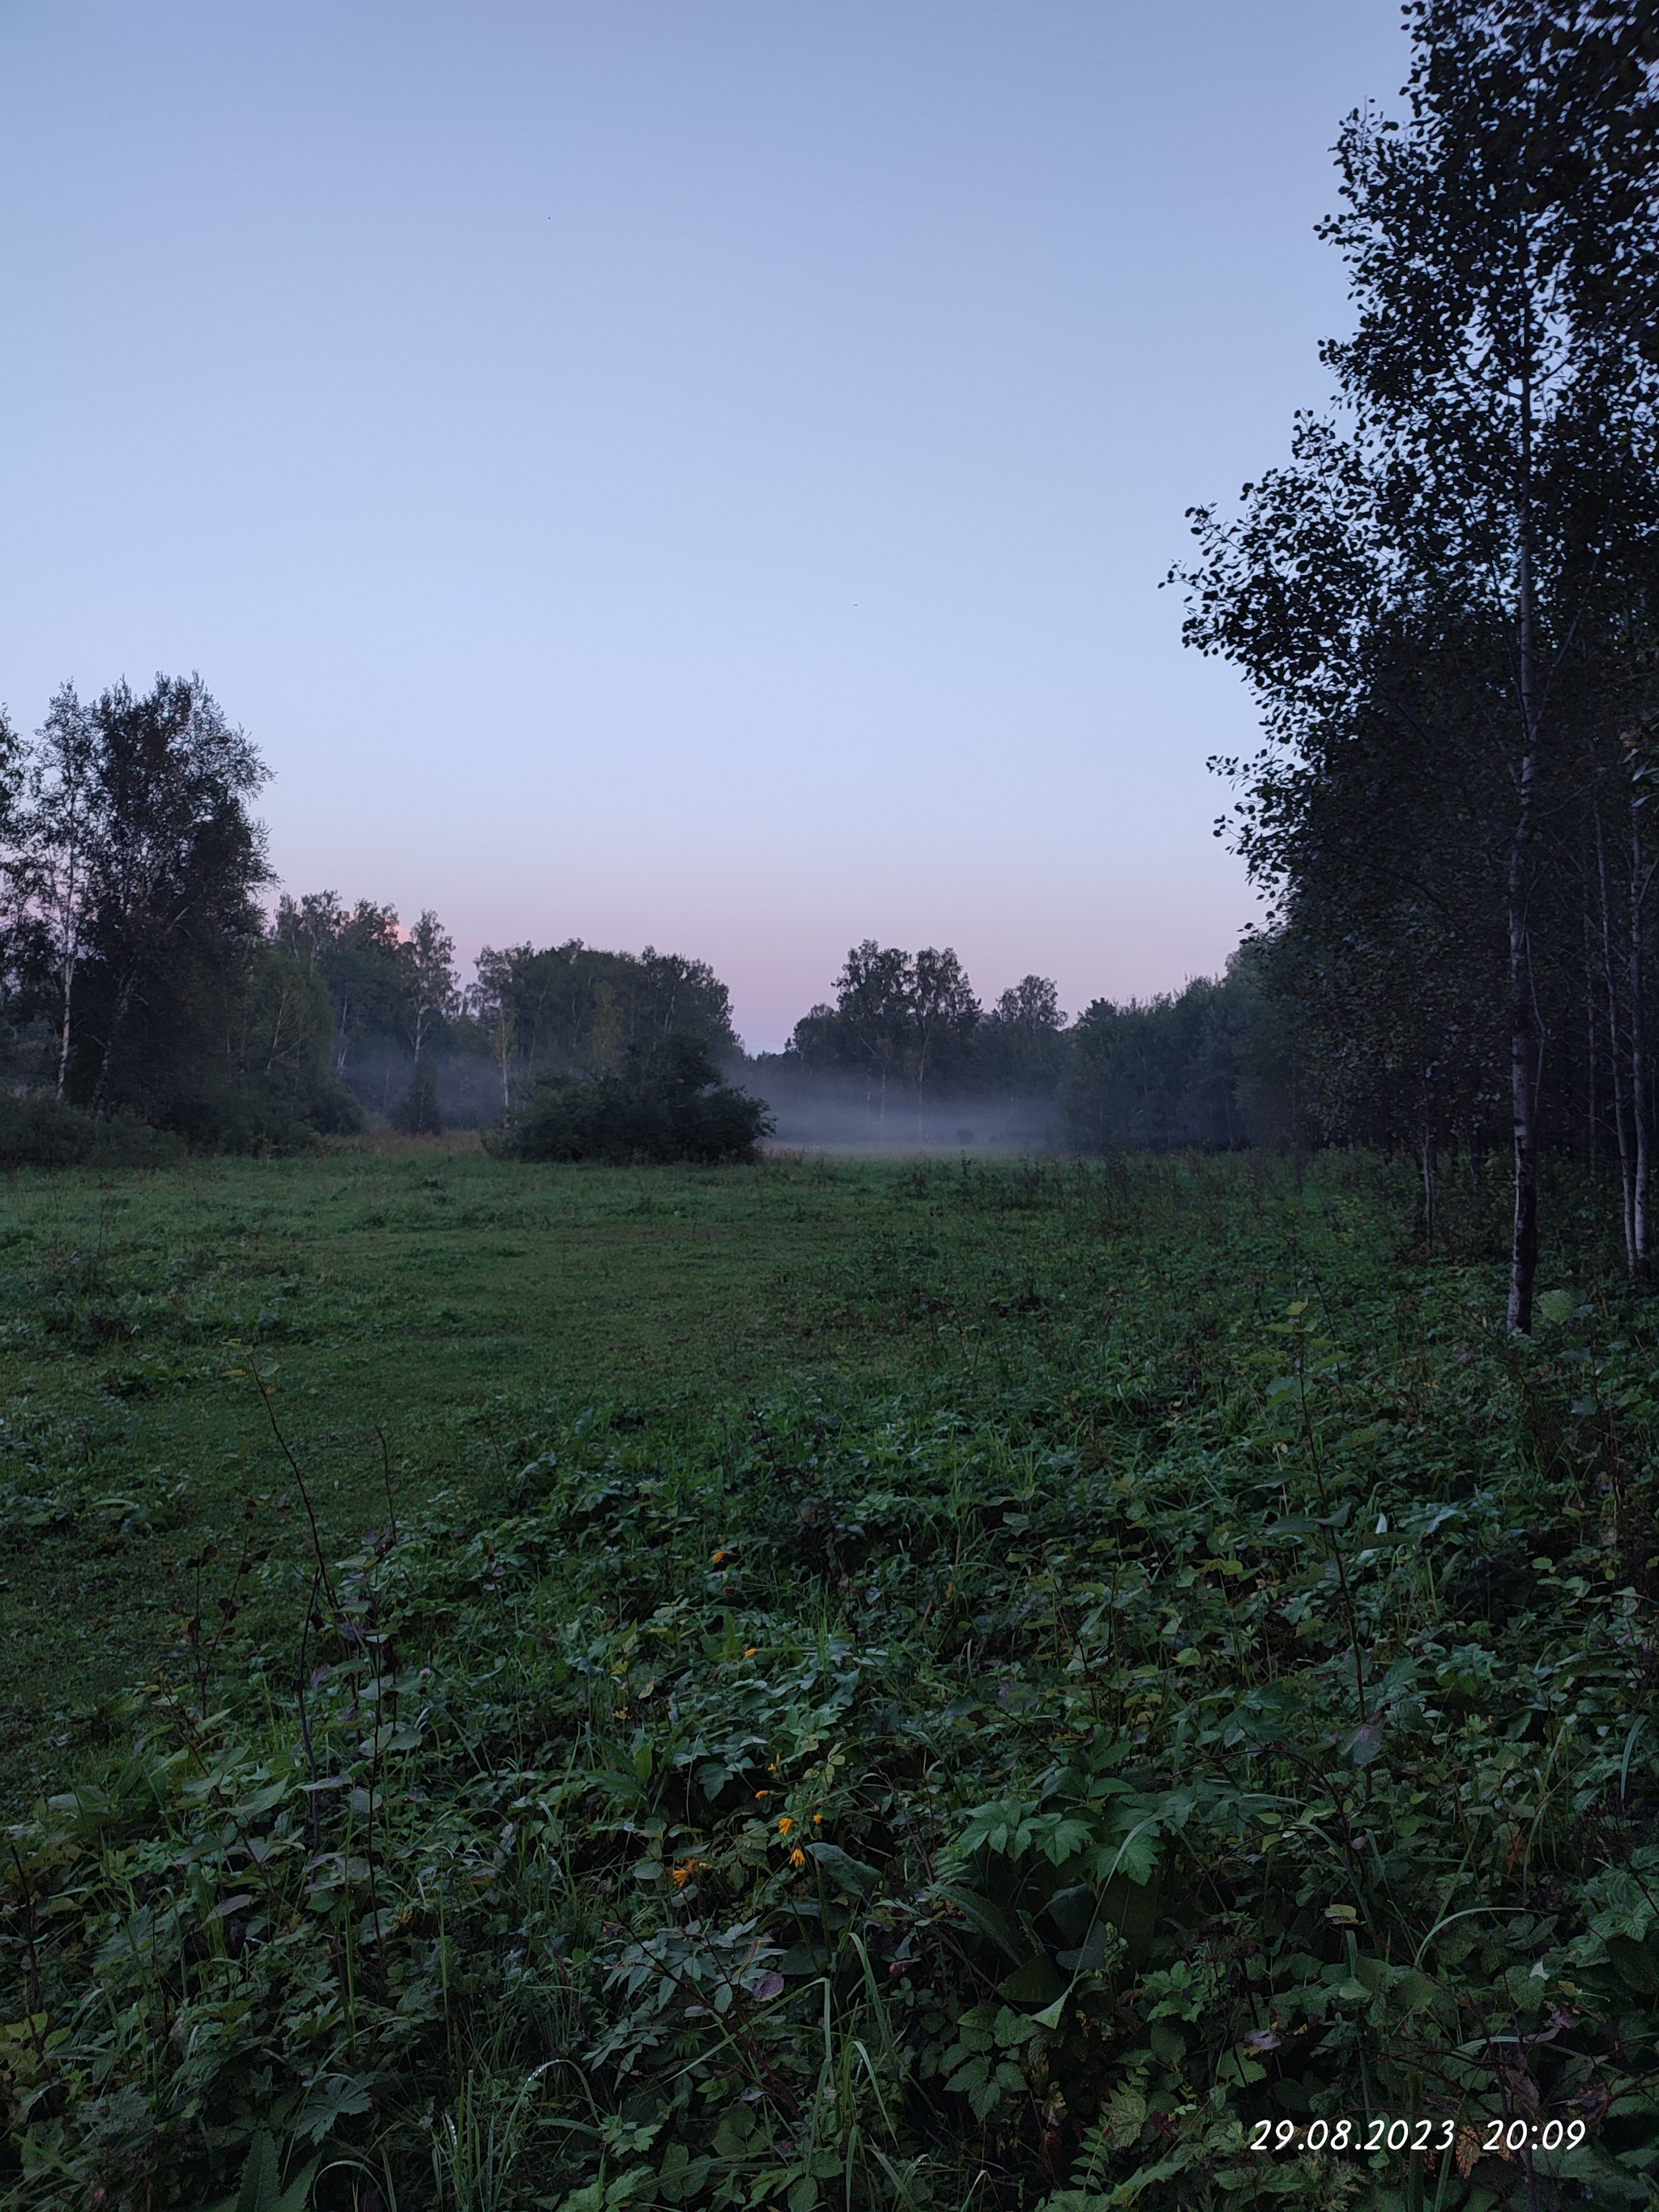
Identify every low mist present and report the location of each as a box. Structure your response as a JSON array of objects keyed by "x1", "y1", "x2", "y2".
[{"x1": 741, "y1": 1063, "x2": 1061, "y2": 1153}]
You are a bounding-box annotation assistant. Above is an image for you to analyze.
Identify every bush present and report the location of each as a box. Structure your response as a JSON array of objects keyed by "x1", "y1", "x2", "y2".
[
  {"x1": 160, "y1": 1073, "x2": 365, "y2": 1155},
  {"x1": 501, "y1": 1029, "x2": 772, "y2": 1163},
  {"x1": 0, "y1": 1075, "x2": 362, "y2": 1167},
  {"x1": 0, "y1": 1093, "x2": 186, "y2": 1170}
]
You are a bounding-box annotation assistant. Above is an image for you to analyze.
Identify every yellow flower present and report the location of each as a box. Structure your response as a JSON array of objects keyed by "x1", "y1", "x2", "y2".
[
  {"x1": 755, "y1": 1789, "x2": 770, "y2": 1801},
  {"x1": 812, "y1": 1813, "x2": 825, "y2": 1825},
  {"x1": 778, "y1": 1816, "x2": 795, "y2": 1835},
  {"x1": 790, "y1": 1848, "x2": 807, "y2": 1869},
  {"x1": 744, "y1": 1647, "x2": 759, "y2": 1658},
  {"x1": 712, "y1": 1549, "x2": 727, "y2": 1563}
]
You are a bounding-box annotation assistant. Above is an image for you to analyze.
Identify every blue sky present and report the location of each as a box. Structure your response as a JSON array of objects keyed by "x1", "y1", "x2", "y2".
[{"x1": 0, "y1": 1, "x2": 1404, "y2": 1049}]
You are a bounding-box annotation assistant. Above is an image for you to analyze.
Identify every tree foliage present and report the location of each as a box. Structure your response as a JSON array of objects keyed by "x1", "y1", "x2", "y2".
[
  {"x1": 1178, "y1": 0, "x2": 1659, "y2": 1323},
  {"x1": 783, "y1": 942, "x2": 1074, "y2": 1134},
  {"x1": 1064, "y1": 961, "x2": 1282, "y2": 1153},
  {"x1": 0, "y1": 676, "x2": 354, "y2": 1149},
  {"x1": 469, "y1": 940, "x2": 741, "y2": 1088},
  {"x1": 271, "y1": 896, "x2": 458, "y2": 1081}
]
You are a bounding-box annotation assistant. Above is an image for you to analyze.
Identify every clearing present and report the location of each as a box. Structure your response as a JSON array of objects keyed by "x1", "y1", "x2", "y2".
[{"x1": 3, "y1": 1145, "x2": 1655, "y2": 2210}]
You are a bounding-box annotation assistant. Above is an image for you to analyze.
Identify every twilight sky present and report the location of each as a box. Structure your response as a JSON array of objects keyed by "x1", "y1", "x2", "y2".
[{"x1": 0, "y1": 1, "x2": 1404, "y2": 1051}]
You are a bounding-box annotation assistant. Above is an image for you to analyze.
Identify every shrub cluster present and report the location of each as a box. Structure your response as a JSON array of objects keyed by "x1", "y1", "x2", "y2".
[
  {"x1": 0, "y1": 1094, "x2": 186, "y2": 1171},
  {"x1": 498, "y1": 1030, "x2": 773, "y2": 1165}
]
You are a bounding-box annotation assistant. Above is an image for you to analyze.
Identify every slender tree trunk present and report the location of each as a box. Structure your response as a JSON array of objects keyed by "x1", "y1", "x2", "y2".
[
  {"x1": 1507, "y1": 371, "x2": 1541, "y2": 1336},
  {"x1": 55, "y1": 950, "x2": 75, "y2": 1100},
  {"x1": 1584, "y1": 896, "x2": 1599, "y2": 1172},
  {"x1": 1507, "y1": 806, "x2": 1539, "y2": 1335},
  {"x1": 1631, "y1": 791, "x2": 1651, "y2": 1267},
  {"x1": 1597, "y1": 801, "x2": 1638, "y2": 1276},
  {"x1": 1420, "y1": 1066, "x2": 1437, "y2": 1253},
  {"x1": 266, "y1": 983, "x2": 290, "y2": 1075}
]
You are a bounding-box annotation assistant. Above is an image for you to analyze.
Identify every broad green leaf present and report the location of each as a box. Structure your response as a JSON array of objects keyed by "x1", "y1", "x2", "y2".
[
  {"x1": 807, "y1": 1841, "x2": 880, "y2": 1899},
  {"x1": 998, "y1": 1953, "x2": 1066, "y2": 2005}
]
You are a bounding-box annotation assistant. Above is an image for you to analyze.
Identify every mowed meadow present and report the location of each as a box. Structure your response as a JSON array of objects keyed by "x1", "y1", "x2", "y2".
[
  {"x1": 0, "y1": 1143, "x2": 932, "y2": 1806},
  {"x1": 2, "y1": 1144, "x2": 1658, "y2": 2210}
]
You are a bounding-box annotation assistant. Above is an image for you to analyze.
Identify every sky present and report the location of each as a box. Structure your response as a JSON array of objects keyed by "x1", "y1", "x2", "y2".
[{"x1": 0, "y1": 1, "x2": 1406, "y2": 1051}]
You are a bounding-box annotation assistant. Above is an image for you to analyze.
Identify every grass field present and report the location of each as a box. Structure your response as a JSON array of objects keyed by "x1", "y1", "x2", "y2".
[
  {"x1": 4, "y1": 1144, "x2": 1658, "y2": 2210},
  {"x1": 0, "y1": 1140, "x2": 952, "y2": 1809}
]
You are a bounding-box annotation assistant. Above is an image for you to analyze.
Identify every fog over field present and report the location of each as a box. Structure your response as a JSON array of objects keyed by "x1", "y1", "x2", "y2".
[{"x1": 748, "y1": 1063, "x2": 1062, "y2": 1152}]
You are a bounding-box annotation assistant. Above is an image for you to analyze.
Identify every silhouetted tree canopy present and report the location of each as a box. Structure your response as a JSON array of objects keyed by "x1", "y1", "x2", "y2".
[
  {"x1": 0, "y1": 676, "x2": 359, "y2": 1149},
  {"x1": 1177, "y1": 0, "x2": 1659, "y2": 1321}
]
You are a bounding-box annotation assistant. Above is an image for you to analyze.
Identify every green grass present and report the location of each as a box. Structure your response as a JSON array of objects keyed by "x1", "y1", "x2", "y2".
[
  {"x1": 0, "y1": 1140, "x2": 955, "y2": 1809},
  {"x1": 4, "y1": 1144, "x2": 1659, "y2": 2210}
]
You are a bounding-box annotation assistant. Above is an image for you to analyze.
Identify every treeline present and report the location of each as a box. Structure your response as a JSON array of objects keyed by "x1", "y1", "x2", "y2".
[
  {"x1": 0, "y1": 676, "x2": 753, "y2": 1153},
  {"x1": 755, "y1": 937, "x2": 1294, "y2": 1149},
  {"x1": 272, "y1": 894, "x2": 741, "y2": 1131},
  {"x1": 0, "y1": 671, "x2": 1299, "y2": 1157},
  {"x1": 0, "y1": 687, "x2": 1289, "y2": 1161},
  {"x1": 1176, "y1": 0, "x2": 1659, "y2": 1326}
]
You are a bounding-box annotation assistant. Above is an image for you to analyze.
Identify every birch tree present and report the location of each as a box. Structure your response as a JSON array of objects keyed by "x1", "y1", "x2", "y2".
[
  {"x1": 13, "y1": 691, "x2": 93, "y2": 1097},
  {"x1": 1180, "y1": 0, "x2": 1659, "y2": 1330},
  {"x1": 402, "y1": 909, "x2": 458, "y2": 1066}
]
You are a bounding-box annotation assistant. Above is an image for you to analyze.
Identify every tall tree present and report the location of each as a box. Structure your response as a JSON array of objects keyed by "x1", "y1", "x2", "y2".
[
  {"x1": 47, "y1": 676, "x2": 272, "y2": 1118},
  {"x1": 1181, "y1": 0, "x2": 1659, "y2": 1329},
  {"x1": 463, "y1": 940, "x2": 740, "y2": 1089},
  {"x1": 909, "y1": 948, "x2": 980, "y2": 1127},
  {"x1": 273, "y1": 894, "x2": 408, "y2": 1080},
  {"x1": 804, "y1": 941, "x2": 915, "y2": 1124},
  {"x1": 981, "y1": 975, "x2": 1068, "y2": 1103},
  {"x1": 468, "y1": 942, "x2": 524, "y2": 1107},
  {"x1": 402, "y1": 909, "x2": 458, "y2": 1063},
  {"x1": 11, "y1": 693, "x2": 91, "y2": 1096},
  {"x1": 790, "y1": 942, "x2": 948, "y2": 1128}
]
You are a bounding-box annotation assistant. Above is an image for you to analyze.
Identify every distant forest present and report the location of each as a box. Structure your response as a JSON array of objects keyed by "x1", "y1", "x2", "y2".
[
  {"x1": 6, "y1": 645, "x2": 1656, "y2": 1198},
  {"x1": 0, "y1": 675, "x2": 1295, "y2": 1157},
  {"x1": 752, "y1": 942, "x2": 1291, "y2": 1150}
]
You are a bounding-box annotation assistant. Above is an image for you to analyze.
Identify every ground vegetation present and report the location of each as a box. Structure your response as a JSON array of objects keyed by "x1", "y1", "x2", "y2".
[{"x1": 1, "y1": 1147, "x2": 1657, "y2": 2210}]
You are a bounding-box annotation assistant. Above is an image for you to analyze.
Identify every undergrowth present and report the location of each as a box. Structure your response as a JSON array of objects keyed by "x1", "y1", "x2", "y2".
[{"x1": 3, "y1": 1153, "x2": 1657, "y2": 2210}]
